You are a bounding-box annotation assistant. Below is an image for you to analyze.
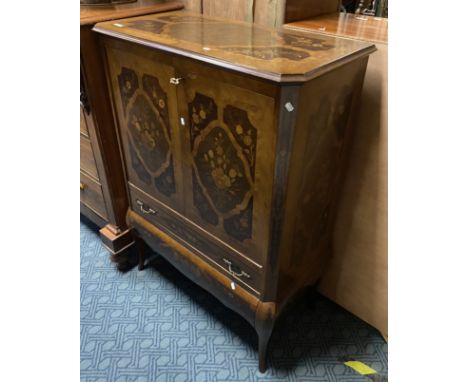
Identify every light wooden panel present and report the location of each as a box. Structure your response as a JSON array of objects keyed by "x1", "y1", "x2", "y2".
[
  {"x1": 254, "y1": 0, "x2": 340, "y2": 27},
  {"x1": 203, "y1": 0, "x2": 255, "y2": 22},
  {"x1": 254, "y1": 0, "x2": 284, "y2": 27},
  {"x1": 284, "y1": 13, "x2": 388, "y2": 340},
  {"x1": 319, "y1": 43, "x2": 388, "y2": 339},
  {"x1": 179, "y1": 0, "x2": 342, "y2": 28},
  {"x1": 180, "y1": 0, "x2": 202, "y2": 12}
]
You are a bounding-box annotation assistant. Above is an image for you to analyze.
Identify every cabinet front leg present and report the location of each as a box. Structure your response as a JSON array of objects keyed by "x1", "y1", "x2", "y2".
[
  {"x1": 255, "y1": 302, "x2": 277, "y2": 373},
  {"x1": 257, "y1": 323, "x2": 274, "y2": 373},
  {"x1": 136, "y1": 236, "x2": 146, "y2": 271}
]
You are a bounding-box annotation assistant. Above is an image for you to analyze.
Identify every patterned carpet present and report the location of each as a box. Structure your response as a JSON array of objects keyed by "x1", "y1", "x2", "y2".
[{"x1": 80, "y1": 217, "x2": 388, "y2": 381}]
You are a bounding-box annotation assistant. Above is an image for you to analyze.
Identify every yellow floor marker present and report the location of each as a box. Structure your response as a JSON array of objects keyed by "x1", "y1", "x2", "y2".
[{"x1": 344, "y1": 360, "x2": 377, "y2": 375}]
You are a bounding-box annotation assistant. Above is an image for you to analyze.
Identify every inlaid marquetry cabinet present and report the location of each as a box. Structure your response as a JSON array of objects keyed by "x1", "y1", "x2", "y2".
[{"x1": 95, "y1": 11, "x2": 375, "y2": 371}]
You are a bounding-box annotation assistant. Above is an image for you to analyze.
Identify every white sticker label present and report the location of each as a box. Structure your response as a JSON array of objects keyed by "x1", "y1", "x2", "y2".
[{"x1": 285, "y1": 102, "x2": 294, "y2": 112}]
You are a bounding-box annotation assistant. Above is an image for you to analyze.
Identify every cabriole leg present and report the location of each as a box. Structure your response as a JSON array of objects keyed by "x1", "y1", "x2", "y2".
[
  {"x1": 136, "y1": 236, "x2": 146, "y2": 271},
  {"x1": 255, "y1": 302, "x2": 277, "y2": 373},
  {"x1": 257, "y1": 324, "x2": 274, "y2": 373}
]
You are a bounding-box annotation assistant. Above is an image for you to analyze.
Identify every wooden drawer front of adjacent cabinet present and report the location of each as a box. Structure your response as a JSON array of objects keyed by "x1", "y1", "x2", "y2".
[
  {"x1": 80, "y1": 171, "x2": 107, "y2": 219},
  {"x1": 128, "y1": 183, "x2": 262, "y2": 294},
  {"x1": 80, "y1": 106, "x2": 89, "y2": 137},
  {"x1": 105, "y1": 40, "x2": 276, "y2": 268},
  {"x1": 80, "y1": 136, "x2": 99, "y2": 180}
]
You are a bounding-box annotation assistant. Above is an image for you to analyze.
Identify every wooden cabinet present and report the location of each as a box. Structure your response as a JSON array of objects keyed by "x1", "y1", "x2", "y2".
[
  {"x1": 80, "y1": 70, "x2": 109, "y2": 226},
  {"x1": 95, "y1": 11, "x2": 375, "y2": 371},
  {"x1": 80, "y1": 0, "x2": 183, "y2": 269}
]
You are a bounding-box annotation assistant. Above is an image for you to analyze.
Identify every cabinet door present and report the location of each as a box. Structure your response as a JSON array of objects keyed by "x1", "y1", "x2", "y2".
[
  {"x1": 105, "y1": 43, "x2": 184, "y2": 213},
  {"x1": 178, "y1": 71, "x2": 277, "y2": 266}
]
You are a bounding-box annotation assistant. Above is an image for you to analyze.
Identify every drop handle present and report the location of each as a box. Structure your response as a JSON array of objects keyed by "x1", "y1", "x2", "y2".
[
  {"x1": 136, "y1": 199, "x2": 157, "y2": 215},
  {"x1": 222, "y1": 258, "x2": 251, "y2": 279}
]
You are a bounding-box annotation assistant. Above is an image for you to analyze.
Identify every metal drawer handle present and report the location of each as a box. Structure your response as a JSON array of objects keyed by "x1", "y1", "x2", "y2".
[
  {"x1": 80, "y1": 182, "x2": 87, "y2": 191},
  {"x1": 136, "y1": 199, "x2": 157, "y2": 215},
  {"x1": 222, "y1": 258, "x2": 251, "y2": 279},
  {"x1": 169, "y1": 77, "x2": 183, "y2": 85}
]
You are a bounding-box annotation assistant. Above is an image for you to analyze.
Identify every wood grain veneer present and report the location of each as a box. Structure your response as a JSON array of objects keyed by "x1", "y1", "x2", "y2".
[
  {"x1": 95, "y1": 11, "x2": 375, "y2": 371},
  {"x1": 93, "y1": 11, "x2": 375, "y2": 83},
  {"x1": 80, "y1": 0, "x2": 184, "y2": 25}
]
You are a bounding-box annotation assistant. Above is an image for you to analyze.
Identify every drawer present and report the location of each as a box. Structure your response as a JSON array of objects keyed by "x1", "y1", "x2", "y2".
[
  {"x1": 80, "y1": 106, "x2": 89, "y2": 137},
  {"x1": 80, "y1": 171, "x2": 107, "y2": 220},
  {"x1": 128, "y1": 183, "x2": 262, "y2": 295},
  {"x1": 80, "y1": 135, "x2": 99, "y2": 180}
]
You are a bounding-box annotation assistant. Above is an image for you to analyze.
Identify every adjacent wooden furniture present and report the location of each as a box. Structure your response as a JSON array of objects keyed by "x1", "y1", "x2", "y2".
[
  {"x1": 80, "y1": 0, "x2": 138, "y2": 6},
  {"x1": 179, "y1": 0, "x2": 340, "y2": 27},
  {"x1": 285, "y1": 12, "x2": 388, "y2": 43},
  {"x1": 94, "y1": 11, "x2": 375, "y2": 371},
  {"x1": 285, "y1": 13, "x2": 388, "y2": 339},
  {"x1": 80, "y1": 0, "x2": 183, "y2": 269},
  {"x1": 255, "y1": 0, "x2": 341, "y2": 26}
]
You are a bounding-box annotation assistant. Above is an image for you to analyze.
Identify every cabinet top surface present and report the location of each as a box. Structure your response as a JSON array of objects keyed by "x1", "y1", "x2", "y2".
[
  {"x1": 93, "y1": 11, "x2": 375, "y2": 82},
  {"x1": 284, "y1": 13, "x2": 388, "y2": 44},
  {"x1": 80, "y1": 0, "x2": 183, "y2": 26}
]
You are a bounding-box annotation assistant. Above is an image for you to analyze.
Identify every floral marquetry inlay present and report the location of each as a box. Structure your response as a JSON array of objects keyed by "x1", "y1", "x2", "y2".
[
  {"x1": 119, "y1": 14, "x2": 336, "y2": 64},
  {"x1": 142, "y1": 74, "x2": 171, "y2": 138},
  {"x1": 224, "y1": 105, "x2": 257, "y2": 174},
  {"x1": 96, "y1": 11, "x2": 375, "y2": 82},
  {"x1": 128, "y1": 94, "x2": 170, "y2": 173},
  {"x1": 118, "y1": 67, "x2": 176, "y2": 198},
  {"x1": 188, "y1": 92, "x2": 218, "y2": 148},
  {"x1": 189, "y1": 94, "x2": 256, "y2": 242},
  {"x1": 194, "y1": 126, "x2": 251, "y2": 213},
  {"x1": 118, "y1": 67, "x2": 139, "y2": 115}
]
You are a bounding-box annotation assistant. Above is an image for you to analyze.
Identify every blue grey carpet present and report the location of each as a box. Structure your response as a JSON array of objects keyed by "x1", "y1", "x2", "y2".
[{"x1": 81, "y1": 217, "x2": 388, "y2": 381}]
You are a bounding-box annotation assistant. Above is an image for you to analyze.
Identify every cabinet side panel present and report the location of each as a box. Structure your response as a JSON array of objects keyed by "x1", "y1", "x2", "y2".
[
  {"x1": 276, "y1": 57, "x2": 369, "y2": 306},
  {"x1": 261, "y1": 85, "x2": 300, "y2": 302}
]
